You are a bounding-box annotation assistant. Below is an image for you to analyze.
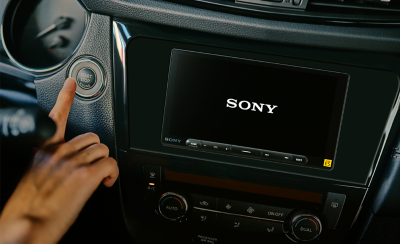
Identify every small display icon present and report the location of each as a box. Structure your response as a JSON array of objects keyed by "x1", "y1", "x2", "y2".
[{"x1": 323, "y1": 159, "x2": 332, "y2": 167}]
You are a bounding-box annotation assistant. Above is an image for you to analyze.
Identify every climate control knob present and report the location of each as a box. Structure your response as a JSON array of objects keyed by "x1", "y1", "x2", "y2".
[
  {"x1": 289, "y1": 211, "x2": 322, "y2": 242},
  {"x1": 158, "y1": 192, "x2": 188, "y2": 221}
]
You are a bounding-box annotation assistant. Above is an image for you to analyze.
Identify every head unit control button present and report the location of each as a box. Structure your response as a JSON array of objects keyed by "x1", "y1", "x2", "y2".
[
  {"x1": 293, "y1": 155, "x2": 308, "y2": 164},
  {"x1": 186, "y1": 139, "x2": 202, "y2": 148},
  {"x1": 262, "y1": 150, "x2": 293, "y2": 162},
  {"x1": 201, "y1": 141, "x2": 231, "y2": 154},
  {"x1": 231, "y1": 146, "x2": 261, "y2": 158}
]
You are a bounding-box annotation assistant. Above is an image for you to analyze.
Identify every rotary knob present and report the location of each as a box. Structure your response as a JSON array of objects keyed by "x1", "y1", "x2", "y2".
[
  {"x1": 158, "y1": 192, "x2": 188, "y2": 221},
  {"x1": 289, "y1": 211, "x2": 322, "y2": 242}
]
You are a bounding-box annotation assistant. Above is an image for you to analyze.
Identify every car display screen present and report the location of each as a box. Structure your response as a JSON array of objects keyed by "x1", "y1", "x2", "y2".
[{"x1": 161, "y1": 49, "x2": 349, "y2": 170}]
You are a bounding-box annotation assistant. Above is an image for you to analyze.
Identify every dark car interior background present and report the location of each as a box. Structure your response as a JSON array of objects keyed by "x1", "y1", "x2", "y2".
[{"x1": 1, "y1": 0, "x2": 400, "y2": 243}]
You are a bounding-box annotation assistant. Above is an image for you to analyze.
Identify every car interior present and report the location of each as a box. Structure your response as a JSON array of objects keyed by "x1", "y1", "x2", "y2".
[{"x1": 1, "y1": 0, "x2": 400, "y2": 243}]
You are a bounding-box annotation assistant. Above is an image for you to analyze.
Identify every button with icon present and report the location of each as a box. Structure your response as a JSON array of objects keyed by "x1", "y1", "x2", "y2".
[
  {"x1": 144, "y1": 164, "x2": 161, "y2": 182},
  {"x1": 217, "y1": 198, "x2": 262, "y2": 217},
  {"x1": 191, "y1": 194, "x2": 217, "y2": 210},
  {"x1": 323, "y1": 192, "x2": 346, "y2": 230},
  {"x1": 257, "y1": 220, "x2": 284, "y2": 234},
  {"x1": 217, "y1": 214, "x2": 258, "y2": 232},
  {"x1": 261, "y1": 150, "x2": 293, "y2": 162},
  {"x1": 191, "y1": 209, "x2": 216, "y2": 227},
  {"x1": 261, "y1": 205, "x2": 293, "y2": 221}
]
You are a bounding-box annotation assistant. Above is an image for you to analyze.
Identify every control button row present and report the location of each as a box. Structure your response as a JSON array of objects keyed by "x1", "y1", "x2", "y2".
[
  {"x1": 186, "y1": 139, "x2": 307, "y2": 165},
  {"x1": 191, "y1": 194, "x2": 293, "y2": 221},
  {"x1": 191, "y1": 209, "x2": 284, "y2": 234}
]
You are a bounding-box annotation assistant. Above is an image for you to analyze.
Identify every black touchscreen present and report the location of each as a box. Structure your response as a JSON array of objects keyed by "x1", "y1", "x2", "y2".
[{"x1": 162, "y1": 50, "x2": 349, "y2": 169}]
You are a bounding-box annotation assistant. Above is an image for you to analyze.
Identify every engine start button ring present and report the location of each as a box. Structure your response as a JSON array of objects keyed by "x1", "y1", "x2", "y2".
[{"x1": 67, "y1": 57, "x2": 106, "y2": 98}]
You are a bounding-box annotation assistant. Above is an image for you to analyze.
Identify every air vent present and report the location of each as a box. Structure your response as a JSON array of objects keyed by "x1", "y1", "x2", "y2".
[
  {"x1": 308, "y1": 0, "x2": 400, "y2": 13},
  {"x1": 307, "y1": 0, "x2": 400, "y2": 17},
  {"x1": 167, "y1": 0, "x2": 400, "y2": 25}
]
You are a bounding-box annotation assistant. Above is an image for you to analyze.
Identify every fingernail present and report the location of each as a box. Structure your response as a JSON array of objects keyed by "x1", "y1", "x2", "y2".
[{"x1": 63, "y1": 78, "x2": 76, "y2": 91}]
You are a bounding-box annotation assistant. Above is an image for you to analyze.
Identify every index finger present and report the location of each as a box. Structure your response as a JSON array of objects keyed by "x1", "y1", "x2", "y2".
[{"x1": 47, "y1": 78, "x2": 77, "y2": 144}]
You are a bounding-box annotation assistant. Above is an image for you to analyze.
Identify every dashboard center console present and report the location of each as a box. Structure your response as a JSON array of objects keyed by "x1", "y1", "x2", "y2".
[{"x1": 113, "y1": 23, "x2": 400, "y2": 243}]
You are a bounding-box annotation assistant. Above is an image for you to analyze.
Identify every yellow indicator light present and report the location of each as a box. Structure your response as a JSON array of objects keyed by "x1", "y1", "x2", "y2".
[
  {"x1": 149, "y1": 183, "x2": 155, "y2": 186},
  {"x1": 323, "y1": 159, "x2": 332, "y2": 168}
]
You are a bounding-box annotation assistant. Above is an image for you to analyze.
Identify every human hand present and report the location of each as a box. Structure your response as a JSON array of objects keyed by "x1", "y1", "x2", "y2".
[{"x1": 0, "y1": 78, "x2": 119, "y2": 244}]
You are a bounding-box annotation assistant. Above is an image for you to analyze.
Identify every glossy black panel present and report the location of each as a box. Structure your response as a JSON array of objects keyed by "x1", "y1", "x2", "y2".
[{"x1": 126, "y1": 37, "x2": 398, "y2": 185}]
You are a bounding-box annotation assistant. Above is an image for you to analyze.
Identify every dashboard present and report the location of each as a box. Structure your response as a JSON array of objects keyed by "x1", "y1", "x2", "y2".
[{"x1": 1, "y1": 0, "x2": 400, "y2": 243}]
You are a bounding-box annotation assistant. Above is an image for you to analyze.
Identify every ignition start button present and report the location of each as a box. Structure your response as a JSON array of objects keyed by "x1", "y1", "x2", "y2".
[
  {"x1": 77, "y1": 68, "x2": 97, "y2": 90},
  {"x1": 68, "y1": 57, "x2": 106, "y2": 98}
]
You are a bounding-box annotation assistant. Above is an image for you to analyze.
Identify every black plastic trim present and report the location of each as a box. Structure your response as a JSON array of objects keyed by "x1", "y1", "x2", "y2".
[{"x1": 80, "y1": 0, "x2": 400, "y2": 54}]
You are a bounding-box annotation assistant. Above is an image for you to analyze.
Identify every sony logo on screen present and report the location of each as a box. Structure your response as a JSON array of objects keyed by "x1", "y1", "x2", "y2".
[
  {"x1": 226, "y1": 98, "x2": 278, "y2": 114},
  {"x1": 165, "y1": 137, "x2": 181, "y2": 143}
]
